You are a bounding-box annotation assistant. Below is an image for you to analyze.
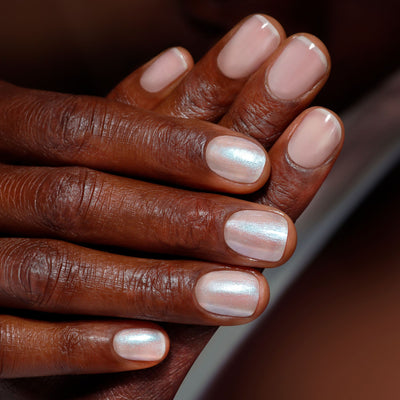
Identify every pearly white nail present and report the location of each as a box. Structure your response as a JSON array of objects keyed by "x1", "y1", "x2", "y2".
[
  {"x1": 206, "y1": 136, "x2": 266, "y2": 183},
  {"x1": 113, "y1": 328, "x2": 167, "y2": 361},
  {"x1": 195, "y1": 270, "x2": 260, "y2": 317},
  {"x1": 224, "y1": 210, "x2": 288, "y2": 261}
]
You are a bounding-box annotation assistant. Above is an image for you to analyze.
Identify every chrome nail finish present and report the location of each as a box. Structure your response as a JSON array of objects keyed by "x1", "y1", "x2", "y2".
[
  {"x1": 195, "y1": 270, "x2": 260, "y2": 317},
  {"x1": 224, "y1": 210, "x2": 288, "y2": 261},
  {"x1": 113, "y1": 328, "x2": 166, "y2": 361},
  {"x1": 206, "y1": 136, "x2": 266, "y2": 183}
]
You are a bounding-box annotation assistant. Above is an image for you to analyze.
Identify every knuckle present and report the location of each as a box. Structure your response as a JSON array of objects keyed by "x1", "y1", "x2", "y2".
[
  {"x1": 140, "y1": 116, "x2": 204, "y2": 169},
  {"x1": 161, "y1": 194, "x2": 222, "y2": 251},
  {"x1": 121, "y1": 263, "x2": 179, "y2": 317},
  {"x1": 231, "y1": 104, "x2": 280, "y2": 147},
  {"x1": 177, "y1": 80, "x2": 227, "y2": 120},
  {"x1": 0, "y1": 239, "x2": 75, "y2": 308},
  {"x1": 42, "y1": 96, "x2": 98, "y2": 160},
  {"x1": 58, "y1": 326, "x2": 85, "y2": 369},
  {"x1": 263, "y1": 178, "x2": 301, "y2": 218},
  {"x1": 34, "y1": 167, "x2": 103, "y2": 235}
]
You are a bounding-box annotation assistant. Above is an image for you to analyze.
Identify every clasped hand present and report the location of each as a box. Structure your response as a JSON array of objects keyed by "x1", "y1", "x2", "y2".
[{"x1": 0, "y1": 14, "x2": 343, "y2": 378}]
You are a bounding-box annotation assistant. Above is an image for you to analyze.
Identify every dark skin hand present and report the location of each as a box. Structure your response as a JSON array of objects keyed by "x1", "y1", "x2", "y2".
[
  {"x1": 0, "y1": 81, "x2": 294, "y2": 375},
  {"x1": 0, "y1": 14, "x2": 343, "y2": 398}
]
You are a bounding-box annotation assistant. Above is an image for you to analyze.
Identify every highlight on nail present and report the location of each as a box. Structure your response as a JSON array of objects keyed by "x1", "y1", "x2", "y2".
[
  {"x1": 195, "y1": 270, "x2": 260, "y2": 317},
  {"x1": 140, "y1": 47, "x2": 188, "y2": 93},
  {"x1": 224, "y1": 210, "x2": 288, "y2": 262},
  {"x1": 287, "y1": 108, "x2": 342, "y2": 169},
  {"x1": 217, "y1": 14, "x2": 281, "y2": 79},
  {"x1": 113, "y1": 328, "x2": 167, "y2": 362},
  {"x1": 267, "y1": 35, "x2": 328, "y2": 100},
  {"x1": 205, "y1": 136, "x2": 266, "y2": 183}
]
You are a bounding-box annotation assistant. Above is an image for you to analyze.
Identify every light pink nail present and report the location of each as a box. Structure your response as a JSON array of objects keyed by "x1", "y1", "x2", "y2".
[
  {"x1": 206, "y1": 136, "x2": 266, "y2": 183},
  {"x1": 140, "y1": 48, "x2": 188, "y2": 93},
  {"x1": 113, "y1": 328, "x2": 166, "y2": 361},
  {"x1": 267, "y1": 36, "x2": 328, "y2": 100},
  {"x1": 195, "y1": 270, "x2": 260, "y2": 317},
  {"x1": 217, "y1": 15, "x2": 280, "y2": 79},
  {"x1": 288, "y1": 108, "x2": 342, "y2": 168},
  {"x1": 224, "y1": 210, "x2": 288, "y2": 262}
]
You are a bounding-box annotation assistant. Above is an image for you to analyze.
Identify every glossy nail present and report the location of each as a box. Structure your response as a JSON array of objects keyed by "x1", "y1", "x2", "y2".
[
  {"x1": 267, "y1": 36, "x2": 328, "y2": 100},
  {"x1": 140, "y1": 48, "x2": 188, "y2": 93},
  {"x1": 113, "y1": 328, "x2": 167, "y2": 361},
  {"x1": 288, "y1": 108, "x2": 342, "y2": 168},
  {"x1": 195, "y1": 270, "x2": 260, "y2": 317},
  {"x1": 217, "y1": 15, "x2": 280, "y2": 79},
  {"x1": 206, "y1": 136, "x2": 266, "y2": 183},
  {"x1": 225, "y1": 210, "x2": 288, "y2": 261}
]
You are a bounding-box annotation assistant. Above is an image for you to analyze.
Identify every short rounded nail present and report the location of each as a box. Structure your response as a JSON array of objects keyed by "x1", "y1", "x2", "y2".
[
  {"x1": 140, "y1": 48, "x2": 188, "y2": 93},
  {"x1": 113, "y1": 328, "x2": 167, "y2": 362},
  {"x1": 224, "y1": 210, "x2": 288, "y2": 261},
  {"x1": 206, "y1": 136, "x2": 266, "y2": 183},
  {"x1": 217, "y1": 15, "x2": 281, "y2": 79},
  {"x1": 288, "y1": 108, "x2": 342, "y2": 168},
  {"x1": 267, "y1": 36, "x2": 328, "y2": 100},
  {"x1": 195, "y1": 270, "x2": 260, "y2": 317}
]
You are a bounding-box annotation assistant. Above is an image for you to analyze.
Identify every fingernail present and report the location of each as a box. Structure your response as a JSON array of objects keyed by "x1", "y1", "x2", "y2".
[
  {"x1": 225, "y1": 210, "x2": 288, "y2": 261},
  {"x1": 113, "y1": 328, "x2": 167, "y2": 361},
  {"x1": 206, "y1": 136, "x2": 266, "y2": 183},
  {"x1": 195, "y1": 270, "x2": 260, "y2": 317},
  {"x1": 217, "y1": 15, "x2": 280, "y2": 79},
  {"x1": 267, "y1": 36, "x2": 328, "y2": 100},
  {"x1": 288, "y1": 108, "x2": 342, "y2": 168},
  {"x1": 140, "y1": 48, "x2": 188, "y2": 93}
]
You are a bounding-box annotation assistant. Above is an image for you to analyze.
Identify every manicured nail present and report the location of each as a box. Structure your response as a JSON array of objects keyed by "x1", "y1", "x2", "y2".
[
  {"x1": 267, "y1": 36, "x2": 328, "y2": 100},
  {"x1": 225, "y1": 210, "x2": 288, "y2": 261},
  {"x1": 195, "y1": 270, "x2": 260, "y2": 317},
  {"x1": 206, "y1": 136, "x2": 266, "y2": 183},
  {"x1": 113, "y1": 328, "x2": 167, "y2": 361},
  {"x1": 217, "y1": 15, "x2": 280, "y2": 79},
  {"x1": 288, "y1": 108, "x2": 342, "y2": 168},
  {"x1": 140, "y1": 48, "x2": 188, "y2": 93}
]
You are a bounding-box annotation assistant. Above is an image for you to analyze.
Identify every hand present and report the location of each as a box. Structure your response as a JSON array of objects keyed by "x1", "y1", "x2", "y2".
[
  {"x1": 108, "y1": 13, "x2": 345, "y2": 399},
  {"x1": 0, "y1": 13, "x2": 343, "y2": 398},
  {"x1": 0, "y1": 76, "x2": 298, "y2": 376}
]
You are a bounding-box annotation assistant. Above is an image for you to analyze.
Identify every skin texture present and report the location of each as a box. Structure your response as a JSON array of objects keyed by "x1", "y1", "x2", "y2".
[
  {"x1": 0, "y1": 11, "x2": 344, "y2": 398},
  {"x1": 0, "y1": 85, "x2": 296, "y2": 376},
  {"x1": 0, "y1": 318, "x2": 170, "y2": 378},
  {"x1": 0, "y1": 0, "x2": 396, "y2": 396},
  {"x1": 0, "y1": 81, "x2": 270, "y2": 194}
]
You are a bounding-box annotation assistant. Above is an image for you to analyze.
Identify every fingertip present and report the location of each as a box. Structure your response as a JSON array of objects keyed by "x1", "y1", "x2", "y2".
[
  {"x1": 265, "y1": 33, "x2": 331, "y2": 101},
  {"x1": 223, "y1": 207, "x2": 296, "y2": 267},
  {"x1": 174, "y1": 46, "x2": 195, "y2": 71},
  {"x1": 140, "y1": 47, "x2": 193, "y2": 94},
  {"x1": 112, "y1": 323, "x2": 170, "y2": 370},
  {"x1": 216, "y1": 14, "x2": 284, "y2": 80},
  {"x1": 277, "y1": 210, "x2": 298, "y2": 266},
  {"x1": 254, "y1": 13, "x2": 287, "y2": 42},
  {"x1": 193, "y1": 268, "x2": 270, "y2": 325},
  {"x1": 204, "y1": 133, "x2": 270, "y2": 193},
  {"x1": 286, "y1": 106, "x2": 344, "y2": 170},
  {"x1": 295, "y1": 32, "x2": 331, "y2": 72}
]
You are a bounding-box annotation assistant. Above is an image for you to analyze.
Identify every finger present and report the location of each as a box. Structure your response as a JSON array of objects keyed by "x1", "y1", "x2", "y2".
[
  {"x1": 108, "y1": 47, "x2": 194, "y2": 109},
  {"x1": 0, "y1": 81, "x2": 269, "y2": 194},
  {"x1": 0, "y1": 165, "x2": 296, "y2": 268},
  {"x1": 0, "y1": 238, "x2": 269, "y2": 325},
  {"x1": 220, "y1": 34, "x2": 331, "y2": 148},
  {"x1": 155, "y1": 14, "x2": 285, "y2": 120},
  {"x1": 252, "y1": 107, "x2": 344, "y2": 221},
  {"x1": 0, "y1": 315, "x2": 169, "y2": 378}
]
